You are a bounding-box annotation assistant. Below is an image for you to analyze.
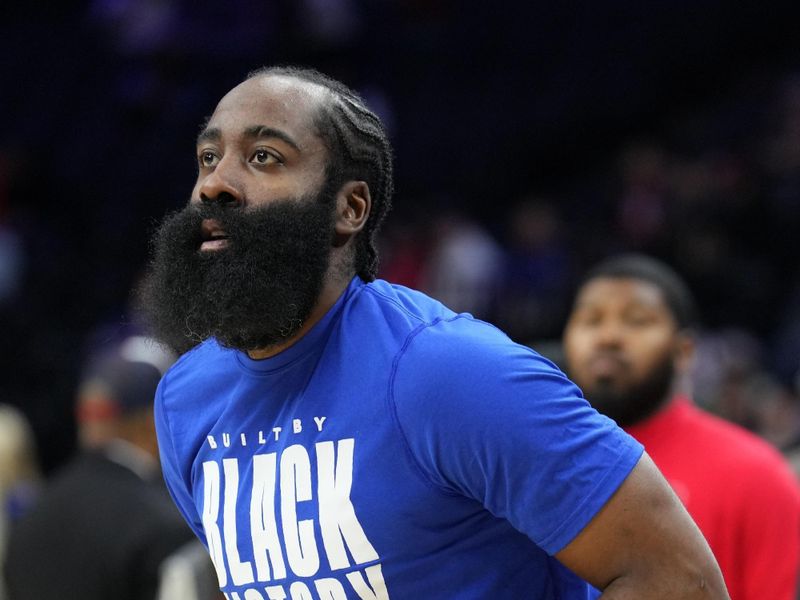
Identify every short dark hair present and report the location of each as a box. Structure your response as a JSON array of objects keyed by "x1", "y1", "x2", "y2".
[
  {"x1": 579, "y1": 254, "x2": 699, "y2": 329},
  {"x1": 246, "y1": 66, "x2": 394, "y2": 281}
]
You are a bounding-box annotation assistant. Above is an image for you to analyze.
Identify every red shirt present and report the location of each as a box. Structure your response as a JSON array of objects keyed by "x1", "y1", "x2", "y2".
[{"x1": 626, "y1": 396, "x2": 800, "y2": 600}]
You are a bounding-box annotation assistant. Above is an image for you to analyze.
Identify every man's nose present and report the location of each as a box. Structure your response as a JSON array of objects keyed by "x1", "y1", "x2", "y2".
[
  {"x1": 197, "y1": 160, "x2": 243, "y2": 207},
  {"x1": 594, "y1": 320, "x2": 624, "y2": 347}
]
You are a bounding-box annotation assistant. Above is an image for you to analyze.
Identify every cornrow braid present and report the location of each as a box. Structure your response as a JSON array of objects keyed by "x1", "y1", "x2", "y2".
[{"x1": 246, "y1": 66, "x2": 394, "y2": 281}]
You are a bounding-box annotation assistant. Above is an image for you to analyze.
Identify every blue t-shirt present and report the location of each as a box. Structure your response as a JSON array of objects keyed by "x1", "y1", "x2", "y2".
[{"x1": 155, "y1": 278, "x2": 643, "y2": 599}]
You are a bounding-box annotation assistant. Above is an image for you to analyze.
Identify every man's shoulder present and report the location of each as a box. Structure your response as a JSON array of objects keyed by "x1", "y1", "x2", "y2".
[
  {"x1": 358, "y1": 279, "x2": 457, "y2": 324},
  {"x1": 353, "y1": 279, "x2": 515, "y2": 360},
  {"x1": 17, "y1": 452, "x2": 176, "y2": 528},
  {"x1": 687, "y1": 404, "x2": 778, "y2": 453},
  {"x1": 397, "y1": 312, "x2": 538, "y2": 373},
  {"x1": 684, "y1": 403, "x2": 799, "y2": 483},
  {"x1": 387, "y1": 306, "x2": 573, "y2": 410}
]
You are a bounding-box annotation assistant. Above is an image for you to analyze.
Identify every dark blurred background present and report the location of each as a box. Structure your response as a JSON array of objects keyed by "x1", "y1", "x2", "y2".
[{"x1": 2, "y1": 0, "x2": 800, "y2": 473}]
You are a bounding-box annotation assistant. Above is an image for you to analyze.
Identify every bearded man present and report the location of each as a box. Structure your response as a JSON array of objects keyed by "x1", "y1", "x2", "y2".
[
  {"x1": 563, "y1": 254, "x2": 800, "y2": 600},
  {"x1": 140, "y1": 66, "x2": 729, "y2": 599}
]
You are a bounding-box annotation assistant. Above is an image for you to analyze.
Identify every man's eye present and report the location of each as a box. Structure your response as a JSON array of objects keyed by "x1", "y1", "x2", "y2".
[
  {"x1": 572, "y1": 311, "x2": 600, "y2": 327},
  {"x1": 625, "y1": 314, "x2": 656, "y2": 327},
  {"x1": 199, "y1": 151, "x2": 218, "y2": 167},
  {"x1": 251, "y1": 148, "x2": 280, "y2": 165}
]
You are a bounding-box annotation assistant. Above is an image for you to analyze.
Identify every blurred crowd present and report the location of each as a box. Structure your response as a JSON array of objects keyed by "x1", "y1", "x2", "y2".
[
  {"x1": 0, "y1": 1, "x2": 799, "y2": 597},
  {"x1": 379, "y1": 71, "x2": 800, "y2": 475},
  {"x1": 1, "y1": 0, "x2": 799, "y2": 474}
]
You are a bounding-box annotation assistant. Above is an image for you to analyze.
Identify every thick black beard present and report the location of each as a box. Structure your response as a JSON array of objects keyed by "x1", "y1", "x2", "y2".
[
  {"x1": 138, "y1": 192, "x2": 335, "y2": 355},
  {"x1": 581, "y1": 356, "x2": 675, "y2": 428}
]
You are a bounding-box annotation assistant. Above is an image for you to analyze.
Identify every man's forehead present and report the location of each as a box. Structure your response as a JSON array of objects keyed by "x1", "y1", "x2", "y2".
[
  {"x1": 250, "y1": 74, "x2": 329, "y2": 103},
  {"x1": 196, "y1": 75, "x2": 332, "y2": 156},
  {"x1": 210, "y1": 74, "x2": 329, "y2": 130},
  {"x1": 577, "y1": 277, "x2": 668, "y2": 309}
]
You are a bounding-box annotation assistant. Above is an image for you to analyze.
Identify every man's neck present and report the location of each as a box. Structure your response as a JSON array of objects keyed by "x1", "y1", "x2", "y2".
[{"x1": 246, "y1": 274, "x2": 353, "y2": 360}]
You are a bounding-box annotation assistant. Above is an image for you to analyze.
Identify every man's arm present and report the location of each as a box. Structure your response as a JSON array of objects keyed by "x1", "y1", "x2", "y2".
[{"x1": 556, "y1": 453, "x2": 729, "y2": 599}]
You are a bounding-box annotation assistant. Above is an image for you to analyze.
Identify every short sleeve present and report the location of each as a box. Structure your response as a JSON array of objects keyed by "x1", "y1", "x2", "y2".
[{"x1": 389, "y1": 316, "x2": 643, "y2": 555}]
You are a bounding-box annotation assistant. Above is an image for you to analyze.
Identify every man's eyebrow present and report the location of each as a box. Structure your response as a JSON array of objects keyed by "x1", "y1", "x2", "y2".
[
  {"x1": 196, "y1": 127, "x2": 220, "y2": 145},
  {"x1": 195, "y1": 125, "x2": 301, "y2": 152},
  {"x1": 572, "y1": 299, "x2": 596, "y2": 310},
  {"x1": 243, "y1": 125, "x2": 300, "y2": 151}
]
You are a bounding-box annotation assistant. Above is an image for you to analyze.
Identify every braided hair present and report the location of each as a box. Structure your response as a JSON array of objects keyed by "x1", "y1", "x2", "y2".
[{"x1": 247, "y1": 66, "x2": 394, "y2": 281}]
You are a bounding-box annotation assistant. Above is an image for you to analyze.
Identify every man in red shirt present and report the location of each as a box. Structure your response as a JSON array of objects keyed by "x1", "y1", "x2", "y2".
[{"x1": 562, "y1": 253, "x2": 800, "y2": 600}]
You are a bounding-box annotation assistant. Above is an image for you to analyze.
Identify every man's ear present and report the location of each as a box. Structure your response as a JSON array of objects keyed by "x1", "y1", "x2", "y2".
[
  {"x1": 674, "y1": 329, "x2": 696, "y2": 373},
  {"x1": 334, "y1": 180, "x2": 371, "y2": 237}
]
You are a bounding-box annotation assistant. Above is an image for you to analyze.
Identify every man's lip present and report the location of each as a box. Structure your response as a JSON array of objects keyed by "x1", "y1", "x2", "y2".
[
  {"x1": 586, "y1": 354, "x2": 627, "y2": 377},
  {"x1": 200, "y1": 238, "x2": 230, "y2": 251},
  {"x1": 199, "y1": 218, "x2": 229, "y2": 251},
  {"x1": 201, "y1": 218, "x2": 226, "y2": 239}
]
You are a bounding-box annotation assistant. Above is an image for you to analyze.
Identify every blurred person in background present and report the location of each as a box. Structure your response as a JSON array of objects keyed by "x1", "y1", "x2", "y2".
[
  {"x1": 419, "y1": 208, "x2": 503, "y2": 319},
  {"x1": 3, "y1": 336, "x2": 219, "y2": 600},
  {"x1": 0, "y1": 405, "x2": 40, "y2": 600},
  {"x1": 738, "y1": 371, "x2": 800, "y2": 478},
  {"x1": 562, "y1": 253, "x2": 800, "y2": 600},
  {"x1": 497, "y1": 197, "x2": 573, "y2": 343}
]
